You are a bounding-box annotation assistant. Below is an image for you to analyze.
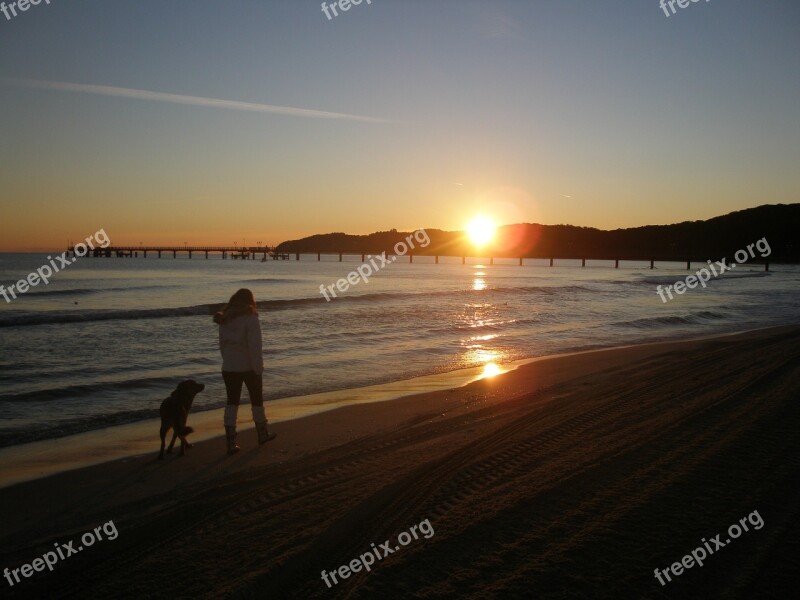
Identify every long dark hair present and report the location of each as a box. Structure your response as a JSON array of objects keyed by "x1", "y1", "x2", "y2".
[{"x1": 213, "y1": 288, "x2": 257, "y2": 324}]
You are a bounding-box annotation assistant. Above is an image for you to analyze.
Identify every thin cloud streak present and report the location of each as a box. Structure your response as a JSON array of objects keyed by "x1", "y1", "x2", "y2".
[{"x1": 2, "y1": 78, "x2": 391, "y2": 123}]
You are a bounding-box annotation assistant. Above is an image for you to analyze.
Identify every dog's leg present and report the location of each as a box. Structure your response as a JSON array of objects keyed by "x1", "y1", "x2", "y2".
[
  {"x1": 177, "y1": 410, "x2": 192, "y2": 456},
  {"x1": 183, "y1": 428, "x2": 194, "y2": 450},
  {"x1": 158, "y1": 425, "x2": 168, "y2": 459},
  {"x1": 167, "y1": 427, "x2": 178, "y2": 454},
  {"x1": 178, "y1": 433, "x2": 188, "y2": 456}
]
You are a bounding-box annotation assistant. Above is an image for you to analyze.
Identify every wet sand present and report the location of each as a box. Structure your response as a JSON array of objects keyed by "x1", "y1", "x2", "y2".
[{"x1": 1, "y1": 325, "x2": 798, "y2": 599}]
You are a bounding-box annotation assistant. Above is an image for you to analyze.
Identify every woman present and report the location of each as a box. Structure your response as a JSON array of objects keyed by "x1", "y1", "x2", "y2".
[{"x1": 213, "y1": 288, "x2": 277, "y2": 454}]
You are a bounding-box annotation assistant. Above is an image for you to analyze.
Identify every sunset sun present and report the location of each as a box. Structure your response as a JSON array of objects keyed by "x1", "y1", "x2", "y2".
[{"x1": 466, "y1": 216, "x2": 496, "y2": 247}]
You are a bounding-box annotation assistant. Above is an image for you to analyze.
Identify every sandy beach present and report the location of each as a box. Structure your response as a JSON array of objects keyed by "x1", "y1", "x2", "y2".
[
  {"x1": 1, "y1": 325, "x2": 798, "y2": 599},
  {"x1": 3, "y1": 2, "x2": 799, "y2": 598}
]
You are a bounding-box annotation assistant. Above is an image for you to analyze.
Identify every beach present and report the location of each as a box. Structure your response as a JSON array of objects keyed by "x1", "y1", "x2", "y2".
[
  {"x1": 1, "y1": 324, "x2": 798, "y2": 599},
  {"x1": 3, "y1": 1, "x2": 799, "y2": 598}
]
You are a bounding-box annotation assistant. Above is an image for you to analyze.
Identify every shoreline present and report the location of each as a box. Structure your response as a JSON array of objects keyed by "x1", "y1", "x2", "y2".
[
  {"x1": 0, "y1": 323, "x2": 794, "y2": 489},
  {"x1": 1, "y1": 323, "x2": 798, "y2": 598}
]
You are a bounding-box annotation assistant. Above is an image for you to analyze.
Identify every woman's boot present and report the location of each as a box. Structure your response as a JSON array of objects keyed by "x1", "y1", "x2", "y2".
[
  {"x1": 252, "y1": 405, "x2": 277, "y2": 444},
  {"x1": 224, "y1": 404, "x2": 240, "y2": 454},
  {"x1": 225, "y1": 426, "x2": 240, "y2": 454}
]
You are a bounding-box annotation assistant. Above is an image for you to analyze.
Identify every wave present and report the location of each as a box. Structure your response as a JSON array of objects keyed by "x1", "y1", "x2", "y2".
[
  {"x1": 0, "y1": 408, "x2": 162, "y2": 448},
  {"x1": 24, "y1": 288, "x2": 99, "y2": 298},
  {"x1": 0, "y1": 375, "x2": 192, "y2": 404},
  {"x1": 21, "y1": 283, "x2": 184, "y2": 298},
  {"x1": 237, "y1": 278, "x2": 303, "y2": 284},
  {"x1": 639, "y1": 276, "x2": 687, "y2": 285},
  {"x1": 0, "y1": 284, "x2": 594, "y2": 328},
  {"x1": 613, "y1": 311, "x2": 728, "y2": 329},
  {"x1": 639, "y1": 271, "x2": 771, "y2": 285},
  {"x1": 0, "y1": 305, "x2": 213, "y2": 328},
  {"x1": 720, "y1": 271, "x2": 772, "y2": 279}
]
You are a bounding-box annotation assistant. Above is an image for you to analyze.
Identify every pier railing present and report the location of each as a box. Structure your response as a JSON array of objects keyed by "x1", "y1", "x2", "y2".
[
  {"x1": 69, "y1": 246, "x2": 772, "y2": 270},
  {"x1": 70, "y1": 245, "x2": 280, "y2": 260}
]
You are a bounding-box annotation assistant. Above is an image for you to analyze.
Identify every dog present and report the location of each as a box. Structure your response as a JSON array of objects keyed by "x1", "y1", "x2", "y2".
[{"x1": 158, "y1": 380, "x2": 205, "y2": 459}]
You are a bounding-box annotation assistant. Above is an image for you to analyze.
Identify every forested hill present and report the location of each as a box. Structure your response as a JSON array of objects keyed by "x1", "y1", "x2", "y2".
[{"x1": 275, "y1": 204, "x2": 799, "y2": 260}]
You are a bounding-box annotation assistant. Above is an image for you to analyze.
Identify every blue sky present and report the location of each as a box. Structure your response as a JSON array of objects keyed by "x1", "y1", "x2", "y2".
[{"x1": 1, "y1": 0, "x2": 799, "y2": 249}]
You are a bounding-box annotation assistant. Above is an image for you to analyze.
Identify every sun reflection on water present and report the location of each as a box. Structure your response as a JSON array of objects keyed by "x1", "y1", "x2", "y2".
[
  {"x1": 462, "y1": 347, "x2": 511, "y2": 381},
  {"x1": 480, "y1": 362, "x2": 503, "y2": 379},
  {"x1": 473, "y1": 270, "x2": 486, "y2": 291}
]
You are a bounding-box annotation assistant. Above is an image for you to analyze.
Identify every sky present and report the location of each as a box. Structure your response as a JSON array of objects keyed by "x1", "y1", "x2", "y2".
[{"x1": 1, "y1": 0, "x2": 799, "y2": 250}]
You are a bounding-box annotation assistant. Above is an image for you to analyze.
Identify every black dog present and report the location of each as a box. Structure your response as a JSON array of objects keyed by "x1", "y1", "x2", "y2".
[{"x1": 158, "y1": 380, "x2": 205, "y2": 459}]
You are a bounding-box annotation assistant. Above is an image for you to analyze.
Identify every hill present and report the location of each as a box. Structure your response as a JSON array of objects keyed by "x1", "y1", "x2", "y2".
[{"x1": 275, "y1": 204, "x2": 799, "y2": 261}]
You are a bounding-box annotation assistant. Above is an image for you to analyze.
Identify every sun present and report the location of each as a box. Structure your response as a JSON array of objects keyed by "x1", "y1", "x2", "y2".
[{"x1": 466, "y1": 216, "x2": 496, "y2": 247}]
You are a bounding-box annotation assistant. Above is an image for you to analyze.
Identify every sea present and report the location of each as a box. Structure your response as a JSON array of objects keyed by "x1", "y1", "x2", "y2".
[{"x1": 1, "y1": 252, "x2": 798, "y2": 448}]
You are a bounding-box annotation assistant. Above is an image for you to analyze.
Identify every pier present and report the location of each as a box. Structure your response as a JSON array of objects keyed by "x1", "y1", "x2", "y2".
[
  {"x1": 70, "y1": 245, "x2": 286, "y2": 260},
  {"x1": 70, "y1": 246, "x2": 771, "y2": 271}
]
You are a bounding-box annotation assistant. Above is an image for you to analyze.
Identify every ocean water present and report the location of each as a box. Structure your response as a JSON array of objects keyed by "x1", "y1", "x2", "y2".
[{"x1": 0, "y1": 252, "x2": 798, "y2": 447}]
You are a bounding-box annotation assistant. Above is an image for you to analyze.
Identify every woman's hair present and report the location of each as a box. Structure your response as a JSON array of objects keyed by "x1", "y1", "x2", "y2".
[{"x1": 213, "y1": 288, "x2": 257, "y2": 324}]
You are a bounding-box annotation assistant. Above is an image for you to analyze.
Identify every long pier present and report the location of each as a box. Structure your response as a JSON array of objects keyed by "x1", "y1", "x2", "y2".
[
  {"x1": 70, "y1": 246, "x2": 771, "y2": 271},
  {"x1": 72, "y1": 245, "x2": 285, "y2": 260}
]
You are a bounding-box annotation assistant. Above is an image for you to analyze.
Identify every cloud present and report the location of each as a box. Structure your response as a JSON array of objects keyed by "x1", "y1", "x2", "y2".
[{"x1": 1, "y1": 78, "x2": 390, "y2": 123}]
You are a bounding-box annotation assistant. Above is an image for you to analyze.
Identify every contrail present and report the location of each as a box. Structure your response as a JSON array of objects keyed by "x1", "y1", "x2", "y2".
[{"x1": 1, "y1": 78, "x2": 390, "y2": 123}]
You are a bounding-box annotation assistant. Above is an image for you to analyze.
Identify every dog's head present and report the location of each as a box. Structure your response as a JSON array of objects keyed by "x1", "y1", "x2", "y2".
[{"x1": 172, "y1": 380, "x2": 205, "y2": 405}]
